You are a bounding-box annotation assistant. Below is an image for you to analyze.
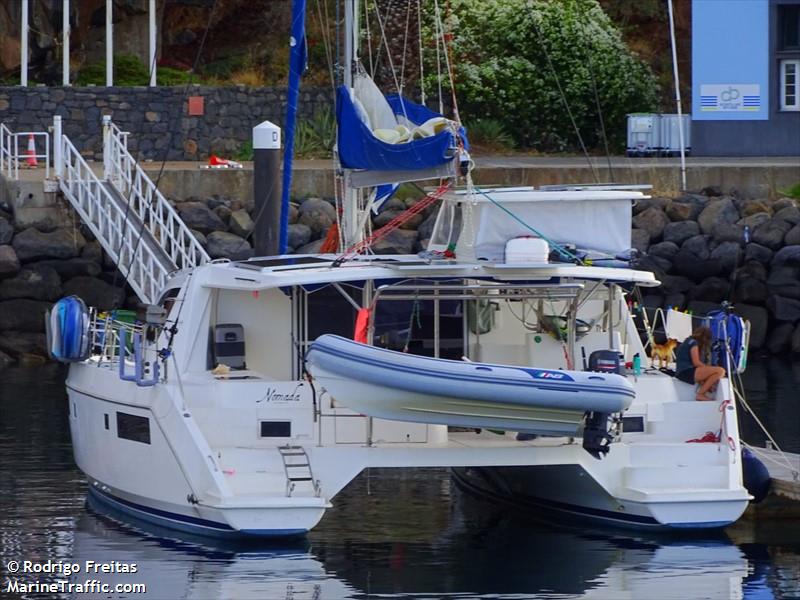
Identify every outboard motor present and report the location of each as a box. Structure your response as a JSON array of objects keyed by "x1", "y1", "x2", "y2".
[
  {"x1": 582, "y1": 411, "x2": 613, "y2": 459},
  {"x1": 588, "y1": 350, "x2": 622, "y2": 374}
]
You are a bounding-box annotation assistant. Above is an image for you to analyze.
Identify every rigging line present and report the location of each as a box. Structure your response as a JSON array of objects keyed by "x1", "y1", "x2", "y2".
[
  {"x1": 731, "y1": 360, "x2": 797, "y2": 474},
  {"x1": 367, "y1": 0, "x2": 387, "y2": 84},
  {"x1": 117, "y1": 0, "x2": 218, "y2": 300},
  {"x1": 580, "y1": 12, "x2": 613, "y2": 181},
  {"x1": 440, "y1": 0, "x2": 461, "y2": 125},
  {"x1": 740, "y1": 441, "x2": 799, "y2": 479},
  {"x1": 315, "y1": 0, "x2": 336, "y2": 97},
  {"x1": 528, "y1": 11, "x2": 598, "y2": 184},
  {"x1": 432, "y1": 0, "x2": 444, "y2": 114},
  {"x1": 399, "y1": 0, "x2": 413, "y2": 94},
  {"x1": 336, "y1": 0, "x2": 341, "y2": 85},
  {"x1": 472, "y1": 186, "x2": 585, "y2": 264},
  {"x1": 363, "y1": 0, "x2": 375, "y2": 77},
  {"x1": 372, "y1": 0, "x2": 407, "y2": 120},
  {"x1": 417, "y1": 0, "x2": 426, "y2": 105}
]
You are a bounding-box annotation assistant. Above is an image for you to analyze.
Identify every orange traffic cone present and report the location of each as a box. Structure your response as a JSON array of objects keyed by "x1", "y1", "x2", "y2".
[{"x1": 25, "y1": 134, "x2": 38, "y2": 167}]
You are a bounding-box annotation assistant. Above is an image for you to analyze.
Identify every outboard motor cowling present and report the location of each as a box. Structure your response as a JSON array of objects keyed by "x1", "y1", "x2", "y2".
[{"x1": 588, "y1": 350, "x2": 622, "y2": 374}]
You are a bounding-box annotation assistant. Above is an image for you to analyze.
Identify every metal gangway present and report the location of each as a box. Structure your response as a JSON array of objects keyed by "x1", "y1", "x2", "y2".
[{"x1": 1, "y1": 116, "x2": 209, "y2": 304}]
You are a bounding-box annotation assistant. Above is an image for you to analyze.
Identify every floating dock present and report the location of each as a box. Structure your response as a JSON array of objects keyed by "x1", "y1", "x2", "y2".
[{"x1": 756, "y1": 445, "x2": 800, "y2": 502}]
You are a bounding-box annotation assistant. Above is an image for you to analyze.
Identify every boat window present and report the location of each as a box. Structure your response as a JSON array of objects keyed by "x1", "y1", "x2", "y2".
[
  {"x1": 104, "y1": 414, "x2": 109, "y2": 430},
  {"x1": 307, "y1": 285, "x2": 360, "y2": 340},
  {"x1": 260, "y1": 421, "x2": 292, "y2": 438},
  {"x1": 428, "y1": 200, "x2": 462, "y2": 250},
  {"x1": 622, "y1": 416, "x2": 645, "y2": 433},
  {"x1": 116, "y1": 412, "x2": 151, "y2": 444},
  {"x1": 157, "y1": 288, "x2": 181, "y2": 314}
]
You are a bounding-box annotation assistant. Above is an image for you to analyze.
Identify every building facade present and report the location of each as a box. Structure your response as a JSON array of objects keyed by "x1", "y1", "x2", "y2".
[{"x1": 692, "y1": 0, "x2": 800, "y2": 156}]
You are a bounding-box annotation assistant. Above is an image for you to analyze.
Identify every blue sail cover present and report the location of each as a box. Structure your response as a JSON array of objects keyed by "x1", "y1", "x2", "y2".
[
  {"x1": 336, "y1": 86, "x2": 468, "y2": 171},
  {"x1": 279, "y1": 0, "x2": 307, "y2": 253}
]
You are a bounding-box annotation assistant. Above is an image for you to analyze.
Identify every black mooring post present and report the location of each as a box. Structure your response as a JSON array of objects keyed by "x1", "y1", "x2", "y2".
[{"x1": 252, "y1": 120, "x2": 282, "y2": 257}]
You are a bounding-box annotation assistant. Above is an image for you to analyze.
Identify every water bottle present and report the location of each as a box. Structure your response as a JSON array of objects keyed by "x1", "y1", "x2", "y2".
[
  {"x1": 744, "y1": 225, "x2": 750, "y2": 244},
  {"x1": 632, "y1": 353, "x2": 641, "y2": 376}
]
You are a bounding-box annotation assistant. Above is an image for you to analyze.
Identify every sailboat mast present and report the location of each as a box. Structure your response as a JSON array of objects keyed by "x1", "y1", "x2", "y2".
[
  {"x1": 667, "y1": 0, "x2": 687, "y2": 191},
  {"x1": 341, "y1": 0, "x2": 363, "y2": 250}
]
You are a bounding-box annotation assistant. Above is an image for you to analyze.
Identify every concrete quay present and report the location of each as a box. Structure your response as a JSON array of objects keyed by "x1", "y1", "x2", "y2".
[{"x1": 138, "y1": 155, "x2": 800, "y2": 205}]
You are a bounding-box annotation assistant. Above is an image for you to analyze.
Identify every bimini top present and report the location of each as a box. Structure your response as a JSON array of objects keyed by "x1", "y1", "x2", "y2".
[
  {"x1": 188, "y1": 254, "x2": 660, "y2": 292},
  {"x1": 430, "y1": 187, "x2": 645, "y2": 263}
]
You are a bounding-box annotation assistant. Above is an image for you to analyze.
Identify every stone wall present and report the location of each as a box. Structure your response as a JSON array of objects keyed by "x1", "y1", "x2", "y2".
[
  {"x1": 3, "y1": 173, "x2": 800, "y2": 367},
  {"x1": 0, "y1": 85, "x2": 334, "y2": 161},
  {"x1": 632, "y1": 188, "x2": 800, "y2": 354}
]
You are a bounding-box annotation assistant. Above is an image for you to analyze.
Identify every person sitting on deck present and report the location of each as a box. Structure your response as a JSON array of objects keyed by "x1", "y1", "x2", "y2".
[{"x1": 674, "y1": 326, "x2": 725, "y2": 401}]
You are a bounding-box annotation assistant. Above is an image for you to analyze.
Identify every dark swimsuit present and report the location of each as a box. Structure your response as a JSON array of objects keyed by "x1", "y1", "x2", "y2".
[
  {"x1": 674, "y1": 338, "x2": 698, "y2": 384},
  {"x1": 676, "y1": 368, "x2": 696, "y2": 384}
]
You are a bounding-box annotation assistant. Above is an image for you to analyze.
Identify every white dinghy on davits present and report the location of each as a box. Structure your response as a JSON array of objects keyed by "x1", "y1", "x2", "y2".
[{"x1": 307, "y1": 334, "x2": 635, "y2": 437}]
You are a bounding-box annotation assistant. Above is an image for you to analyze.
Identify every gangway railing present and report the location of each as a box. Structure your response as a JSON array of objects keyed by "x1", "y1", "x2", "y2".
[
  {"x1": 103, "y1": 116, "x2": 210, "y2": 270},
  {"x1": 0, "y1": 123, "x2": 50, "y2": 179},
  {"x1": 58, "y1": 131, "x2": 169, "y2": 303}
]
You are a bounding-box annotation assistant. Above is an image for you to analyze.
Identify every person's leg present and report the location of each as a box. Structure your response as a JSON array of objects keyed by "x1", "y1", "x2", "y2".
[{"x1": 694, "y1": 366, "x2": 725, "y2": 400}]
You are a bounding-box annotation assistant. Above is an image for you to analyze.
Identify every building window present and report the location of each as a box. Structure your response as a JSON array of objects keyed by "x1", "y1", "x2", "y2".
[
  {"x1": 780, "y1": 5, "x2": 800, "y2": 50},
  {"x1": 781, "y1": 59, "x2": 800, "y2": 111},
  {"x1": 116, "y1": 412, "x2": 151, "y2": 444}
]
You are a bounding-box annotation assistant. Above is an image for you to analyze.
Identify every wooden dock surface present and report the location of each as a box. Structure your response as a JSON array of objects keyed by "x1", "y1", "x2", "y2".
[{"x1": 749, "y1": 446, "x2": 800, "y2": 501}]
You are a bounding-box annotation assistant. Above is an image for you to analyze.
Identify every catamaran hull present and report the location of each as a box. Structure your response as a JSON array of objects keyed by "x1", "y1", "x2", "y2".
[
  {"x1": 451, "y1": 465, "x2": 748, "y2": 530},
  {"x1": 66, "y1": 371, "x2": 327, "y2": 538},
  {"x1": 307, "y1": 335, "x2": 635, "y2": 436}
]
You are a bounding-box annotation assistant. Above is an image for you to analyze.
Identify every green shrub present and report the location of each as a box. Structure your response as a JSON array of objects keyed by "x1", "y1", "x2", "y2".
[
  {"x1": 425, "y1": 0, "x2": 659, "y2": 152},
  {"x1": 157, "y1": 66, "x2": 194, "y2": 86},
  {"x1": 465, "y1": 118, "x2": 515, "y2": 151},
  {"x1": 76, "y1": 54, "x2": 193, "y2": 86},
  {"x1": 294, "y1": 109, "x2": 336, "y2": 159},
  {"x1": 235, "y1": 140, "x2": 254, "y2": 161},
  {"x1": 780, "y1": 183, "x2": 800, "y2": 200}
]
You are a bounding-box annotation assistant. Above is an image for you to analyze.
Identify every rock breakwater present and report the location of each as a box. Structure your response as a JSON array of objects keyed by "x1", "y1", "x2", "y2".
[
  {"x1": 632, "y1": 188, "x2": 800, "y2": 354},
  {"x1": 2, "y1": 183, "x2": 800, "y2": 366}
]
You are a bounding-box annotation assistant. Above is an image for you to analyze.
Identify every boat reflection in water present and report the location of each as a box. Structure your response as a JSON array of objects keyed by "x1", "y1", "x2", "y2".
[
  {"x1": 71, "y1": 469, "x2": 789, "y2": 600},
  {"x1": 74, "y1": 493, "x2": 355, "y2": 599}
]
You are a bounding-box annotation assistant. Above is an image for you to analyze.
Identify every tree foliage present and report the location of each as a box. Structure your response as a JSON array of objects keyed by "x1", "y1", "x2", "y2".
[{"x1": 426, "y1": 0, "x2": 659, "y2": 152}]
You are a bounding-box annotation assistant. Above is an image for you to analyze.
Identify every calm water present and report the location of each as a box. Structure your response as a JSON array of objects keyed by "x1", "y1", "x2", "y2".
[{"x1": 0, "y1": 362, "x2": 799, "y2": 599}]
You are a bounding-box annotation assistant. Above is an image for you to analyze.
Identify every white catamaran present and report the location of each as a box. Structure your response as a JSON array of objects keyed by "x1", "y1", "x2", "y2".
[{"x1": 52, "y1": 0, "x2": 758, "y2": 537}]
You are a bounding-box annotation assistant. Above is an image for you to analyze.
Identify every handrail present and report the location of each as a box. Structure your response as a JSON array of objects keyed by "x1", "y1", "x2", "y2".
[
  {"x1": 0, "y1": 123, "x2": 50, "y2": 179},
  {"x1": 59, "y1": 135, "x2": 168, "y2": 303},
  {"x1": 105, "y1": 119, "x2": 210, "y2": 270},
  {"x1": 118, "y1": 328, "x2": 161, "y2": 387},
  {"x1": 0, "y1": 123, "x2": 13, "y2": 178}
]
